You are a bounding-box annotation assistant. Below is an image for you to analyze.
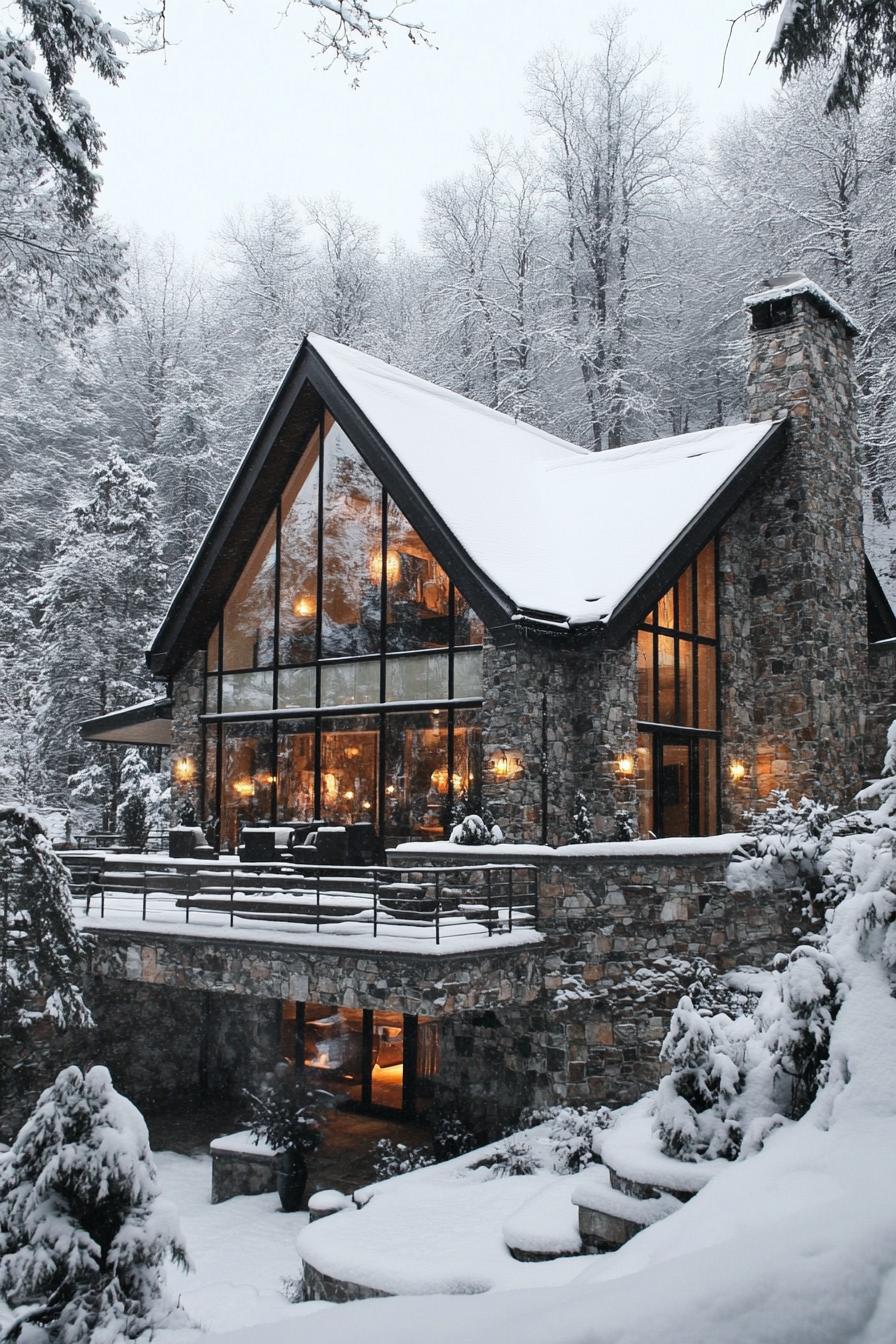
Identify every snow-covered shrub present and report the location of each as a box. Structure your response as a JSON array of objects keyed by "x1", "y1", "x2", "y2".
[
  {"x1": 520, "y1": 1104, "x2": 613, "y2": 1172},
  {"x1": 569, "y1": 790, "x2": 593, "y2": 844},
  {"x1": 0, "y1": 1064, "x2": 189, "y2": 1343},
  {"x1": 449, "y1": 813, "x2": 503, "y2": 846},
  {"x1": 728, "y1": 790, "x2": 837, "y2": 899},
  {"x1": 432, "y1": 1111, "x2": 477, "y2": 1160},
  {"x1": 0, "y1": 806, "x2": 93, "y2": 1053},
  {"x1": 474, "y1": 1137, "x2": 537, "y2": 1177},
  {"x1": 613, "y1": 811, "x2": 636, "y2": 842},
  {"x1": 654, "y1": 997, "x2": 766, "y2": 1161},
  {"x1": 372, "y1": 1138, "x2": 435, "y2": 1180},
  {"x1": 656, "y1": 722, "x2": 896, "y2": 1162}
]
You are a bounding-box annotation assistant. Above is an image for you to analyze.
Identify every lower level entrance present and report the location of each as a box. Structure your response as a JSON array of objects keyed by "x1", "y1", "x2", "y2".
[{"x1": 280, "y1": 1002, "x2": 439, "y2": 1119}]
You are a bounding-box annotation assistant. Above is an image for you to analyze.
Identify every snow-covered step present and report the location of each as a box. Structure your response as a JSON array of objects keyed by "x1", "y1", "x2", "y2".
[
  {"x1": 572, "y1": 1177, "x2": 682, "y2": 1253},
  {"x1": 501, "y1": 1173, "x2": 585, "y2": 1262}
]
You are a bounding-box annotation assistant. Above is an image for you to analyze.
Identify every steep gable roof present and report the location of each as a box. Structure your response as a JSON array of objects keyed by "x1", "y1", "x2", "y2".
[{"x1": 148, "y1": 334, "x2": 787, "y2": 676}]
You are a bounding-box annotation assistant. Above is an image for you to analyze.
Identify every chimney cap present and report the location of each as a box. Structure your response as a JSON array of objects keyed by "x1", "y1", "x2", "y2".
[{"x1": 744, "y1": 274, "x2": 860, "y2": 337}]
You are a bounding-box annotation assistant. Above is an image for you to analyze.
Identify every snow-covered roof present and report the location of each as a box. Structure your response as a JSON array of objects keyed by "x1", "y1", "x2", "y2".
[
  {"x1": 309, "y1": 334, "x2": 779, "y2": 628},
  {"x1": 148, "y1": 333, "x2": 785, "y2": 673}
]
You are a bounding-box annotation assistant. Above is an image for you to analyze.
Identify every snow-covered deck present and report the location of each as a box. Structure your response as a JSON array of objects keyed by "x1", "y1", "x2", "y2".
[{"x1": 67, "y1": 852, "x2": 543, "y2": 956}]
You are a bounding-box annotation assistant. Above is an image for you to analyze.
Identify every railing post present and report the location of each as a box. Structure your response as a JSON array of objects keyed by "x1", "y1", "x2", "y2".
[
  {"x1": 315, "y1": 868, "x2": 321, "y2": 933},
  {"x1": 230, "y1": 867, "x2": 235, "y2": 928},
  {"x1": 185, "y1": 870, "x2": 190, "y2": 924},
  {"x1": 486, "y1": 866, "x2": 493, "y2": 937},
  {"x1": 100, "y1": 868, "x2": 105, "y2": 920},
  {"x1": 434, "y1": 869, "x2": 441, "y2": 946},
  {"x1": 373, "y1": 868, "x2": 379, "y2": 939},
  {"x1": 508, "y1": 866, "x2": 513, "y2": 934},
  {"x1": 142, "y1": 869, "x2": 148, "y2": 923}
]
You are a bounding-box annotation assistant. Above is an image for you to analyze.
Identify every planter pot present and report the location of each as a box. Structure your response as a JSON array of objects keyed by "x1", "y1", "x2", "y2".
[{"x1": 276, "y1": 1153, "x2": 308, "y2": 1212}]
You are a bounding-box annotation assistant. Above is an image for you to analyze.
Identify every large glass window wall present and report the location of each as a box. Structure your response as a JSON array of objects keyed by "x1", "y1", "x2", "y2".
[
  {"x1": 201, "y1": 406, "x2": 484, "y2": 849},
  {"x1": 635, "y1": 539, "x2": 720, "y2": 838}
]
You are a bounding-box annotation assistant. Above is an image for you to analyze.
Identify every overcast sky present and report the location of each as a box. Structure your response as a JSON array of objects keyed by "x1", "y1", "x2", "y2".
[{"x1": 79, "y1": 0, "x2": 781, "y2": 259}]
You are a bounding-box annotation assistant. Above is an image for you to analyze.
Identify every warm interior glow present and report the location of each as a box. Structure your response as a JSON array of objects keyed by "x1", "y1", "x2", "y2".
[
  {"x1": 292, "y1": 592, "x2": 316, "y2": 619},
  {"x1": 430, "y1": 766, "x2": 465, "y2": 796},
  {"x1": 174, "y1": 756, "x2": 195, "y2": 782},
  {"x1": 369, "y1": 545, "x2": 401, "y2": 587},
  {"x1": 616, "y1": 754, "x2": 636, "y2": 776},
  {"x1": 232, "y1": 777, "x2": 255, "y2": 798},
  {"x1": 729, "y1": 759, "x2": 747, "y2": 782}
]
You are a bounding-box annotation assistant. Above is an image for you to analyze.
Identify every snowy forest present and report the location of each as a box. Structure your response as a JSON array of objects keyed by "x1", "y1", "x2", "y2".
[{"x1": 2, "y1": 14, "x2": 896, "y2": 829}]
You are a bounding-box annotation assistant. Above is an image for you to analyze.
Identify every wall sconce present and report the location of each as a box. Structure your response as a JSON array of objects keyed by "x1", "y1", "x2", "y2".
[
  {"x1": 729, "y1": 759, "x2": 747, "y2": 783},
  {"x1": 233, "y1": 778, "x2": 255, "y2": 798},
  {"x1": 615, "y1": 754, "x2": 635, "y2": 777},
  {"x1": 369, "y1": 546, "x2": 401, "y2": 587},
  {"x1": 174, "y1": 756, "x2": 195, "y2": 783},
  {"x1": 488, "y1": 748, "x2": 524, "y2": 782},
  {"x1": 385, "y1": 784, "x2": 396, "y2": 797},
  {"x1": 256, "y1": 772, "x2": 276, "y2": 787},
  {"x1": 292, "y1": 592, "x2": 316, "y2": 619}
]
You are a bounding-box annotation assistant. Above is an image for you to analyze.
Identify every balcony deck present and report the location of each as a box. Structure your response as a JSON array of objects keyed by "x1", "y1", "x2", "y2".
[{"x1": 65, "y1": 853, "x2": 542, "y2": 958}]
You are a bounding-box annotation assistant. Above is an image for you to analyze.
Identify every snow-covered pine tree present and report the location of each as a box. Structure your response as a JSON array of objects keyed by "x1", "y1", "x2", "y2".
[
  {"x1": 34, "y1": 450, "x2": 167, "y2": 824},
  {"x1": 569, "y1": 790, "x2": 593, "y2": 844},
  {"x1": 0, "y1": 806, "x2": 92, "y2": 1109},
  {"x1": 0, "y1": 806, "x2": 91, "y2": 1036},
  {"x1": 0, "y1": 1064, "x2": 189, "y2": 1342},
  {"x1": 116, "y1": 747, "x2": 169, "y2": 839},
  {"x1": 654, "y1": 996, "x2": 747, "y2": 1161}
]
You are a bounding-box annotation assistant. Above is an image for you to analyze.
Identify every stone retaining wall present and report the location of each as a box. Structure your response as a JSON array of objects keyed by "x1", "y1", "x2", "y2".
[{"x1": 389, "y1": 845, "x2": 802, "y2": 1129}]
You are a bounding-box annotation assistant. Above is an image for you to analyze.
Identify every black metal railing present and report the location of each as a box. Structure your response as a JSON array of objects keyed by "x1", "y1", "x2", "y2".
[
  {"x1": 71, "y1": 829, "x2": 170, "y2": 853},
  {"x1": 69, "y1": 857, "x2": 540, "y2": 946}
]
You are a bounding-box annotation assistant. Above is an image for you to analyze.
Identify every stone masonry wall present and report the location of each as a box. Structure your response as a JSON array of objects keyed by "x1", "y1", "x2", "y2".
[
  {"x1": 481, "y1": 634, "x2": 637, "y2": 847},
  {"x1": 742, "y1": 292, "x2": 869, "y2": 808},
  {"x1": 169, "y1": 648, "x2": 205, "y2": 821},
  {"x1": 0, "y1": 979, "x2": 280, "y2": 1141},
  {"x1": 388, "y1": 847, "x2": 802, "y2": 1131}
]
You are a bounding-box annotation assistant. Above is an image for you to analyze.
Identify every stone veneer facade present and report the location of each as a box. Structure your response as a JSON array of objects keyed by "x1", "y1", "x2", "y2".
[{"x1": 3, "y1": 845, "x2": 805, "y2": 1145}]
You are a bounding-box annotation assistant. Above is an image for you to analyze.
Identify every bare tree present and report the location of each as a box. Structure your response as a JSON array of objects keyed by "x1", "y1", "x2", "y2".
[{"x1": 529, "y1": 19, "x2": 692, "y2": 449}]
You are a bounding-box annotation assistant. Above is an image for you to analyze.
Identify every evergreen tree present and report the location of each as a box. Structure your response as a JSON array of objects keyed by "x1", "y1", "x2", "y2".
[
  {"x1": 569, "y1": 790, "x2": 593, "y2": 844},
  {"x1": 0, "y1": 806, "x2": 92, "y2": 1102},
  {"x1": 758, "y1": 0, "x2": 896, "y2": 112},
  {"x1": 0, "y1": 1064, "x2": 189, "y2": 1342},
  {"x1": 34, "y1": 450, "x2": 167, "y2": 820}
]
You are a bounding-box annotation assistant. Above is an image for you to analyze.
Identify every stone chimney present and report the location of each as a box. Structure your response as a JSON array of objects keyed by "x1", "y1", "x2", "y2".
[{"x1": 740, "y1": 273, "x2": 868, "y2": 806}]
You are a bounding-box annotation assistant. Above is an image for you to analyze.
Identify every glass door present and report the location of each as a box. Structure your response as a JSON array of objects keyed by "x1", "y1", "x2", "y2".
[
  {"x1": 289, "y1": 1003, "x2": 438, "y2": 1117},
  {"x1": 657, "y1": 736, "x2": 694, "y2": 837}
]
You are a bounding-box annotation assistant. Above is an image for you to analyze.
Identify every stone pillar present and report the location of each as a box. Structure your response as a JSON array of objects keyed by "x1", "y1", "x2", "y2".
[
  {"x1": 169, "y1": 650, "x2": 205, "y2": 822},
  {"x1": 480, "y1": 633, "x2": 638, "y2": 845},
  {"x1": 742, "y1": 276, "x2": 868, "y2": 806}
]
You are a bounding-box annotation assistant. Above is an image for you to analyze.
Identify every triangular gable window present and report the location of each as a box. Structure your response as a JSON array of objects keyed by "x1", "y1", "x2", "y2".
[{"x1": 203, "y1": 403, "x2": 484, "y2": 849}]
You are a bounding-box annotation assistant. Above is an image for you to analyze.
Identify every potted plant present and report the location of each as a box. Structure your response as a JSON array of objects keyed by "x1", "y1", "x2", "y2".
[{"x1": 244, "y1": 1064, "x2": 336, "y2": 1212}]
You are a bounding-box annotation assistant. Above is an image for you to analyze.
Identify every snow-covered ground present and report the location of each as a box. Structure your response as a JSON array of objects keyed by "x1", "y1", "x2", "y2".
[{"x1": 151, "y1": 1152, "x2": 329, "y2": 1340}]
